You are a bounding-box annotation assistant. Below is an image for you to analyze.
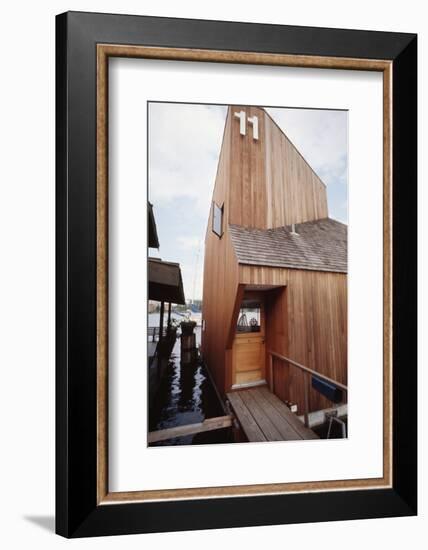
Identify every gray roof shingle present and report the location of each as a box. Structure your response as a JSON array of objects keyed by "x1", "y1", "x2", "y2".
[{"x1": 229, "y1": 218, "x2": 347, "y2": 273}]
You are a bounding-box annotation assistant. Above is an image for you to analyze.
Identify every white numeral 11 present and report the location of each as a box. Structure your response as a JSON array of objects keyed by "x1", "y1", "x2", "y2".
[
  {"x1": 234, "y1": 111, "x2": 259, "y2": 140},
  {"x1": 233, "y1": 111, "x2": 247, "y2": 136},
  {"x1": 248, "y1": 115, "x2": 259, "y2": 140}
]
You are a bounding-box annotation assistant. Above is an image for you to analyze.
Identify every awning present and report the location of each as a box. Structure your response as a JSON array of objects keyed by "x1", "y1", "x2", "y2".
[
  {"x1": 148, "y1": 202, "x2": 160, "y2": 249},
  {"x1": 148, "y1": 258, "x2": 186, "y2": 305}
]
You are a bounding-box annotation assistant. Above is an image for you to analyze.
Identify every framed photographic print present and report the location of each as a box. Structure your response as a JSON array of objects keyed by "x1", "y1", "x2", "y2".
[{"x1": 56, "y1": 11, "x2": 417, "y2": 537}]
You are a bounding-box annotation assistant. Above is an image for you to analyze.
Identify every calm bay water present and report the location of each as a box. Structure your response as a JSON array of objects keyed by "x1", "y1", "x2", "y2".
[{"x1": 148, "y1": 312, "x2": 231, "y2": 446}]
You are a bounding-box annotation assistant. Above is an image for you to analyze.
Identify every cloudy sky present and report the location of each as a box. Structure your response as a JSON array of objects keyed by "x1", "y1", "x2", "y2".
[{"x1": 148, "y1": 102, "x2": 348, "y2": 302}]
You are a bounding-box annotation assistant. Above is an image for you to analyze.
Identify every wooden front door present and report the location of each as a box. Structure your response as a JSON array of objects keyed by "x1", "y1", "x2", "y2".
[{"x1": 232, "y1": 297, "x2": 266, "y2": 387}]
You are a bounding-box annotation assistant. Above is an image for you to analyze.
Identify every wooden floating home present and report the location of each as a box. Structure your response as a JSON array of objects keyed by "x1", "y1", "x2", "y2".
[{"x1": 201, "y1": 106, "x2": 347, "y2": 439}]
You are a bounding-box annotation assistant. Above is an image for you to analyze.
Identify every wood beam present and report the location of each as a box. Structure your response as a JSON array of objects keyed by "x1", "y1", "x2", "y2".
[{"x1": 148, "y1": 416, "x2": 232, "y2": 444}]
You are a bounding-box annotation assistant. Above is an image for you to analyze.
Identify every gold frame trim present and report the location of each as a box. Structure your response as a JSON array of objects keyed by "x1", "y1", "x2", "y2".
[{"x1": 96, "y1": 44, "x2": 393, "y2": 504}]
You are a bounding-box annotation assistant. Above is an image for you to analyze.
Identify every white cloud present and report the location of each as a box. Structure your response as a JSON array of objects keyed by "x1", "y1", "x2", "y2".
[
  {"x1": 179, "y1": 257, "x2": 204, "y2": 303},
  {"x1": 265, "y1": 107, "x2": 348, "y2": 188},
  {"x1": 176, "y1": 235, "x2": 201, "y2": 250},
  {"x1": 149, "y1": 103, "x2": 227, "y2": 215}
]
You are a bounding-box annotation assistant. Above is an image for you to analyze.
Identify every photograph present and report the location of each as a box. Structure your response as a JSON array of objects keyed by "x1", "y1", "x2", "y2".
[
  {"x1": 0, "y1": 1, "x2": 420, "y2": 544},
  {"x1": 147, "y1": 102, "x2": 348, "y2": 446}
]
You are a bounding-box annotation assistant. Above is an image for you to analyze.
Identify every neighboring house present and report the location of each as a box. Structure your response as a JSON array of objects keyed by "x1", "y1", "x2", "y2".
[
  {"x1": 148, "y1": 202, "x2": 185, "y2": 408},
  {"x1": 147, "y1": 203, "x2": 186, "y2": 363},
  {"x1": 148, "y1": 202, "x2": 186, "y2": 327},
  {"x1": 201, "y1": 106, "x2": 347, "y2": 414}
]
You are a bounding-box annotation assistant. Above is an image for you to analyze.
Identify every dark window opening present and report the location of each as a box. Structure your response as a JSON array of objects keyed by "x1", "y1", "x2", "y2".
[
  {"x1": 212, "y1": 202, "x2": 223, "y2": 237},
  {"x1": 237, "y1": 300, "x2": 261, "y2": 333}
]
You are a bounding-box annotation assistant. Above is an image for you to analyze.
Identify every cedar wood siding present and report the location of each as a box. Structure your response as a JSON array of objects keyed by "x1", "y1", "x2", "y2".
[
  {"x1": 201, "y1": 110, "x2": 240, "y2": 395},
  {"x1": 241, "y1": 265, "x2": 347, "y2": 412},
  {"x1": 202, "y1": 106, "x2": 346, "y2": 412},
  {"x1": 229, "y1": 106, "x2": 328, "y2": 228}
]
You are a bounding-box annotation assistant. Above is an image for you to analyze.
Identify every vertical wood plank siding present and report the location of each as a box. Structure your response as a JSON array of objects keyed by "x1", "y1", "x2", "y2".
[
  {"x1": 240, "y1": 265, "x2": 347, "y2": 412},
  {"x1": 202, "y1": 105, "x2": 346, "y2": 411},
  {"x1": 201, "y1": 110, "x2": 240, "y2": 394},
  {"x1": 228, "y1": 106, "x2": 328, "y2": 229}
]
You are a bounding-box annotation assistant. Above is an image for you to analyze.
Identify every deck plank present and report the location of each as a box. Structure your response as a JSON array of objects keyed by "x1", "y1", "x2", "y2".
[
  {"x1": 258, "y1": 386, "x2": 319, "y2": 439},
  {"x1": 250, "y1": 387, "x2": 303, "y2": 441},
  {"x1": 227, "y1": 386, "x2": 319, "y2": 442},
  {"x1": 239, "y1": 389, "x2": 284, "y2": 441},
  {"x1": 227, "y1": 392, "x2": 267, "y2": 442}
]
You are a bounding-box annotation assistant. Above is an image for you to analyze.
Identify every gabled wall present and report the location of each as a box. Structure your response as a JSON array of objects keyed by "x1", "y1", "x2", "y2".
[
  {"x1": 228, "y1": 106, "x2": 328, "y2": 228},
  {"x1": 202, "y1": 105, "x2": 345, "y2": 404}
]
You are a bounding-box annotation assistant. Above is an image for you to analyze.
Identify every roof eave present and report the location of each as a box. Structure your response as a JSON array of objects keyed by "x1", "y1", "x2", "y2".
[{"x1": 237, "y1": 261, "x2": 347, "y2": 275}]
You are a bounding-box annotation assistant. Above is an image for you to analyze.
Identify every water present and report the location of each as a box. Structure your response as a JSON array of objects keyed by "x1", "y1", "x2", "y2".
[{"x1": 148, "y1": 336, "x2": 232, "y2": 446}]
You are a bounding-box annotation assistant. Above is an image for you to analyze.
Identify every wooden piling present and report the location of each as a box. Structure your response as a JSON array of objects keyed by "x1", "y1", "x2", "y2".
[{"x1": 180, "y1": 321, "x2": 197, "y2": 364}]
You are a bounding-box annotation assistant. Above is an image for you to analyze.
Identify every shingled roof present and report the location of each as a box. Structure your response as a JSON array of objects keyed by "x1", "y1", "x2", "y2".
[{"x1": 229, "y1": 218, "x2": 347, "y2": 273}]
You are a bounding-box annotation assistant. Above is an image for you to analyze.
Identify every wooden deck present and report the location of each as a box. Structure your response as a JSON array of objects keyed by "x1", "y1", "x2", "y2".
[{"x1": 227, "y1": 386, "x2": 318, "y2": 442}]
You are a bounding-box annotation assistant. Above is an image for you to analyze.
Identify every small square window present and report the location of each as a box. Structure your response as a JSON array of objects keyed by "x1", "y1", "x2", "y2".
[{"x1": 212, "y1": 202, "x2": 223, "y2": 237}]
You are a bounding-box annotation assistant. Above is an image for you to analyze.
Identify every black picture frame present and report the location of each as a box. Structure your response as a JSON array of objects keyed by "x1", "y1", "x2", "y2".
[{"x1": 56, "y1": 11, "x2": 417, "y2": 538}]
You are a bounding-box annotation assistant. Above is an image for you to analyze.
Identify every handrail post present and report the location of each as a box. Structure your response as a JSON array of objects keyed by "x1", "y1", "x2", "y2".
[
  {"x1": 269, "y1": 353, "x2": 274, "y2": 393},
  {"x1": 303, "y1": 373, "x2": 310, "y2": 428},
  {"x1": 267, "y1": 350, "x2": 346, "y2": 425}
]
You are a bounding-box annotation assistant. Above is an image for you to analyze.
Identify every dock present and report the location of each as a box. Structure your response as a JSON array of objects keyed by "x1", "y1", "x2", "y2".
[{"x1": 227, "y1": 386, "x2": 319, "y2": 442}]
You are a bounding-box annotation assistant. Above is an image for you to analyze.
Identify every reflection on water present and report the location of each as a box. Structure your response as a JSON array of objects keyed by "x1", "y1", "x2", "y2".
[{"x1": 149, "y1": 338, "x2": 232, "y2": 446}]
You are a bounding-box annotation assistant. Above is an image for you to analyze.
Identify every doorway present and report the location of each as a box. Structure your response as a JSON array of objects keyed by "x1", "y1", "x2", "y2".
[{"x1": 232, "y1": 293, "x2": 266, "y2": 388}]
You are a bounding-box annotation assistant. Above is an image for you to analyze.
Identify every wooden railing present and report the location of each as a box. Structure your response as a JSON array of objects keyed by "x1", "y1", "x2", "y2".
[
  {"x1": 148, "y1": 415, "x2": 232, "y2": 444},
  {"x1": 268, "y1": 350, "x2": 348, "y2": 428}
]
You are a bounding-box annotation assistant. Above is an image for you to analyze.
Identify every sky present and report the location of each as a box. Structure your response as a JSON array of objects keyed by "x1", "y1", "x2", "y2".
[{"x1": 148, "y1": 102, "x2": 348, "y2": 302}]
